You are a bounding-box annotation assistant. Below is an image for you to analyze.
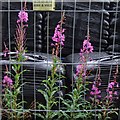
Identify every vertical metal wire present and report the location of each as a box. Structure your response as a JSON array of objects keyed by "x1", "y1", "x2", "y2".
[
  {"x1": 60, "y1": 0, "x2": 64, "y2": 61},
  {"x1": 112, "y1": 1, "x2": 118, "y2": 54},
  {"x1": 94, "y1": 1, "x2": 104, "y2": 120},
  {"x1": 8, "y1": 0, "x2": 11, "y2": 53},
  {"x1": 46, "y1": 11, "x2": 49, "y2": 91},
  {"x1": 33, "y1": 10, "x2": 36, "y2": 120},
  {"x1": 86, "y1": 1, "x2": 91, "y2": 120},
  {"x1": 58, "y1": 0, "x2": 64, "y2": 111},
  {"x1": 8, "y1": 0, "x2": 13, "y2": 119},
  {"x1": 71, "y1": 0, "x2": 76, "y2": 93},
  {"x1": 0, "y1": 1, "x2": 2, "y2": 120},
  {"x1": 99, "y1": 2, "x2": 104, "y2": 54},
  {"x1": 46, "y1": 11, "x2": 49, "y2": 117}
]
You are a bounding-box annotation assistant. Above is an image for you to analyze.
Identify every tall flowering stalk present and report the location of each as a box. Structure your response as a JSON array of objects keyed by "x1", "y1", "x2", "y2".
[
  {"x1": 2, "y1": 1, "x2": 30, "y2": 120},
  {"x1": 106, "y1": 65, "x2": 119, "y2": 101},
  {"x1": 102, "y1": 65, "x2": 119, "y2": 120},
  {"x1": 90, "y1": 65, "x2": 119, "y2": 120},
  {"x1": 15, "y1": 5, "x2": 28, "y2": 54},
  {"x1": 90, "y1": 66, "x2": 101, "y2": 106},
  {"x1": 75, "y1": 32, "x2": 93, "y2": 86},
  {"x1": 51, "y1": 12, "x2": 65, "y2": 57},
  {"x1": 60, "y1": 31, "x2": 94, "y2": 119},
  {"x1": 76, "y1": 33, "x2": 93, "y2": 88},
  {"x1": 12, "y1": 1, "x2": 28, "y2": 93},
  {"x1": 37, "y1": 13, "x2": 65, "y2": 119}
]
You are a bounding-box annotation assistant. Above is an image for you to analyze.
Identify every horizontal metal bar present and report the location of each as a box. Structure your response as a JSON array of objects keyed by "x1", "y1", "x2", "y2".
[
  {"x1": 0, "y1": 108, "x2": 119, "y2": 112},
  {"x1": 0, "y1": 9, "x2": 120, "y2": 13},
  {"x1": 0, "y1": 0, "x2": 119, "y2": 2},
  {"x1": 0, "y1": 61, "x2": 119, "y2": 65}
]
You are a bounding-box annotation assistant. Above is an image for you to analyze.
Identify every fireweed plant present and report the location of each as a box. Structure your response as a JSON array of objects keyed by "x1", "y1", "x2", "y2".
[
  {"x1": 60, "y1": 34, "x2": 94, "y2": 120},
  {"x1": 37, "y1": 13, "x2": 66, "y2": 119},
  {"x1": 2, "y1": 1, "x2": 31, "y2": 120},
  {"x1": 90, "y1": 65, "x2": 119, "y2": 120},
  {"x1": 1, "y1": 2, "x2": 119, "y2": 120}
]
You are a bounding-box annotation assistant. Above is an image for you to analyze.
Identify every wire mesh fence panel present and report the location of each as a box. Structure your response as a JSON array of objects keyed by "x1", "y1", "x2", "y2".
[{"x1": 1, "y1": 0, "x2": 120, "y2": 120}]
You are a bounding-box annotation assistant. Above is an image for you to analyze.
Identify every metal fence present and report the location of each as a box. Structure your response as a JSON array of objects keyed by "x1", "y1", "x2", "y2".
[{"x1": 1, "y1": 0, "x2": 120, "y2": 120}]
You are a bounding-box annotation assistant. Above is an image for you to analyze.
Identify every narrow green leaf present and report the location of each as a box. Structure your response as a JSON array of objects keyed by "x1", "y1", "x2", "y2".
[
  {"x1": 38, "y1": 104, "x2": 46, "y2": 110},
  {"x1": 104, "y1": 117, "x2": 111, "y2": 120}
]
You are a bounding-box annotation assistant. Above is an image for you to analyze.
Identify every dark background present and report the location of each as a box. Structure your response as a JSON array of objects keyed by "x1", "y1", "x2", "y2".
[{"x1": 2, "y1": 2, "x2": 120, "y2": 56}]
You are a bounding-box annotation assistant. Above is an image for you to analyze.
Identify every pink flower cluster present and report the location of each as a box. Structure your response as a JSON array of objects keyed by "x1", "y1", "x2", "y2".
[
  {"x1": 80, "y1": 37, "x2": 93, "y2": 56},
  {"x1": 51, "y1": 24, "x2": 65, "y2": 46},
  {"x1": 16, "y1": 9, "x2": 28, "y2": 53},
  {"x1": 76, "y1": 36, "x2": 93, "y2": 78},
  {"x1": 76, "y1": 64, "x2": 86, "y2": 78},
  {"x1": 106, "y1": 81, "x2": 119, "y2": 101},
  {"x1": 90, "y1": 81, "x2": 101, "y2": 99},
  {"x1": 17, "y1": 10, "x2": 28, "y2": 23},
  {"x1": 3, "y1": 75, "x2": 13, "y2": 87}
]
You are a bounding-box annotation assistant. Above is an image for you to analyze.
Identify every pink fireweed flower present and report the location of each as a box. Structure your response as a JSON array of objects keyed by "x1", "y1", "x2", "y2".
[
  {"x1": 51, "y1": 12, "x2": 65, "y2": 56},
  {"x1": 75, "y1": 64, "x2": 87, "y2": 79},
  {"x1": 80, "y1": 36, "x2": 93, "y2": 58},
  {"x1": 3, "y1": 75, "x2": 13, "y2": 87},
  {"x1": 90, "y1": 84, "x2": 101, "y2": 98},
  {"x1": 76, "y1": 64, "x2": 83, "y2": 76},
  {"x1": 17, "y1": 10, "x2": 28, "y2": 23},
  {"x1": 76, "y1": 36, "x2": 93, "y2": 79},
  {"x1": 80, "y1": 39, "x2": 93, "y2": 55},
  {"x1": 52, "y1": 24, "x2": 65, "y2": 46},
  {"x1": 15, "y1": 8, "x2": 28, "y2": 53},
  {"x1": 106, "y1": 81, "x2": 119, "y2": 101}
]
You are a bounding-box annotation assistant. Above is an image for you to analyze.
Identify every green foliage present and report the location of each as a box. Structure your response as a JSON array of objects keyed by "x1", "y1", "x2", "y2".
[
  {"x1": 60, "y1": 77, "x2": 92, "y2": 120},
  {"x1": 37, "y1": 56, "x2": 64, "y2": 120},
  {"x1": 90, "y1": 91, "x2": 119, "y2": 120},
  {"x1": 2, "y1": 52, "x2": 30, "y2": 120}
]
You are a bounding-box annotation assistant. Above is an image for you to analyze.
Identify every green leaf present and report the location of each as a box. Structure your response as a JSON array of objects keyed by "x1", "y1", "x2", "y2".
[
  {"x1": 19, "y1": 69, "x2": 29, "y2": 75},
  {"x1": 14, "y1": 86, "x2": 21, "y2": 95},
  {"x1": 62, "y1": 100, "x2": 71, "y2": 108},
  {"x1": 19, "y1": 82, "x2": 27, "y2": 88},
  {"x1": 4, "y1": 71, "x2": 14, "y2": 77},
  {"x1": 38, "y1": 89, "x2": 48, "y2": 102},
  {"x1": 14, "y1": 74, "x2": 20, "y2": 81},
  {"x1": 66, "y1": 94, "x2": 74, "y2": 101},
  {"x1": 97, "y1": 113, "x2": 102, "y2": 120},
  {"x1": 51, "y1": 101, "x2": 58, "y2": 108},
  {"x1": 6, "y1": 89, "x2": 13, "y2": 96},
  {"x1": 74, "y1": 112, "x2": 86, "y2": 119},
  {"x1": 38, "y1": 113, "x2": 45, "y2": 119},
  {"x1": 43, "y1": 79, "x2": 49, "y2": 83},
  {"x1": 17, "y1": 64, "x2": 21, "y2": 71},
  {"x1": 51, "y1": 90, "x2": 57, "y2": 97},
  {"x1": 52, "y1": 86, "x2": 59, "y2": 91},
  {"x1": 107, "y1": 111, "x2": 118, "y2": 116},
  {"x1": 38, "y1": 104, "x2": 46, "y2": 110},
  {"x1": 59, "y1": 110, "x2": 70, "y2": 119},
  {"x1": 4, "y1": 100, "x2": 13, "y2": 108},
  {"x1": 12, "y1": 66, "x2": 17, "y2": 73},
  {"x1": 44, "y1": 84, "x2": 50, "y2": 91},
  {"x1": 50, "y1": 111, "x2": 58, "y2": 119},
  {"x1": 104, "y1": 117, "x2": 111, "y2": 120},
  {"x1": 16, "y1": 101, "x2": 27, "y2": 108}
]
